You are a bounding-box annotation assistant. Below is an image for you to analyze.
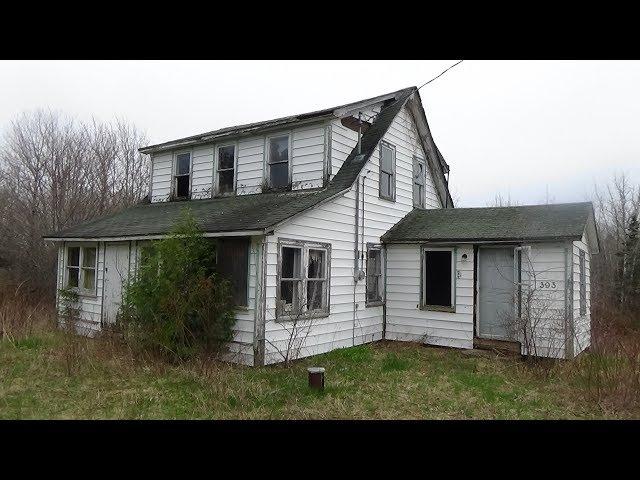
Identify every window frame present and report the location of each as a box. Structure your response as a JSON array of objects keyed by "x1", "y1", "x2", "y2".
[
  {"x1": 413, "y1": 155, "x2": 426, "y2": 208},
  {"x1": 379, "y1": 140, "x2": 396, "y2": 201},
  {"x1": 276, "y1": 238, "x2": 331, "y2": 320},
  {"x1": 173, "y1": 150, "x2": 192, "y2": 200},
  {"x1": 579, "y1": 249, "x2": 587, "y2": 316},
  {"x1": 420, "y1": 246, "x2": 456, "y2": 313},
  {"x1": 365, "y1": 243, "x2": 384, "y2": 307},
  {"x1": 265, "y1": 133, "x2": 292, "y2": 190},
  {"x1": 64, "y1": 243, "x2": 98, "y2": 297},
  {"x1": 215, "y1": 142, "x2": 238, "y2": 196}
]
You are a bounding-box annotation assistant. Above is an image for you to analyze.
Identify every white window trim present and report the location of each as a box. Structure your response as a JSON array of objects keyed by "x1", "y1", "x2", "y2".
[
  {"x1": 265, "y1": 133, "x2": 292, "y2": 190},
  {"x1": 413, "y1": 155, "x2": 426, "y2": 208},
  {"x1": 173, "y1": 150, "x2": 192, "y2": 199},
  {"x1": 420, "y1": 246, "x2": 456, "y2": 312},
  {"x1": 214, "y1": 142, "x2": 238, "y2": 196},
  {"x1": 63, "y1": 243, "x2": 98, "y2": 297},
  {"x1": 276, "y1": 238, "x2": 331, "y2": 320},
  {"x1": 365, "y1": 243, "x2": 384, "y2": 307},
  {"x1": 379, "y1": 140, "x2": 396, "y2": 201}
]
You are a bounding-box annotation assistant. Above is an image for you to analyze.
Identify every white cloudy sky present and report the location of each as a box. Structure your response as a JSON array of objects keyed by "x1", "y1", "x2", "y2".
[{"x1": 1, "y1": 60, "x2": 639, "y2": 207}]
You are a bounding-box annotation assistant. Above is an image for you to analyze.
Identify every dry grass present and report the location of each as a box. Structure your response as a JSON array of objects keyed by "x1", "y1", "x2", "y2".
[{"x1": 1, "y1": 292, "x2": 639, "y2": 419}]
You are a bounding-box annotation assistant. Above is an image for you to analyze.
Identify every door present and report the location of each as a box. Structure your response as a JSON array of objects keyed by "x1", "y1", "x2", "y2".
[
  {"x1": 478, "y1": 247, "x2": 515, "y2": 340},
  {"x1": 103, "y1": 243, "x2": 130, "y2": 325}
]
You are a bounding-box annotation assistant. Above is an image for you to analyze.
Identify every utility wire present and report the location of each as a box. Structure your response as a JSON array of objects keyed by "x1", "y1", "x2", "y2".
[{"x1": 417, "y1": 60, "x2": 463, "y2": 90}]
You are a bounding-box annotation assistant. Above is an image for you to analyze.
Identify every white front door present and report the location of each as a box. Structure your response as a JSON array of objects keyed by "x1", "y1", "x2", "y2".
[{"x1": 103, "y1": 243, "x2": 130, "y2": 325}]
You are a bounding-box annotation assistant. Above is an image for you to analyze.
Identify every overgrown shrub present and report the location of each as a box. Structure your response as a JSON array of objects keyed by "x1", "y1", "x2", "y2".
[{"x1": 119, "y1": 209, "x2": 236, "y2": 360}]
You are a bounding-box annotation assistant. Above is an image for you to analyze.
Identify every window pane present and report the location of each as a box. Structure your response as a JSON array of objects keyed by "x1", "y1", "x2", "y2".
[
  {"x1": 269, "y1": 136, "x2": 289, "y2": 164},
  {"x1": 280, "y1": 280, "x2": 299, "y2": 306},
  {"x1": 67, "y1": 247, "x2": 80, "y2": 267},
  {"x1": 424, "y1": 251, "x2": 452, "y2": 307},
  {"x1": 380, "y1": 172, "x2": 391, "y2": 198},
  {"x1": 176, "y1": 175, "x2": 190, "y2": 198},
  {"x1": 381, "y1": 145, "x2": 393, "y2": 173},
  {"x1": 308, "y1": 249, "x2": 325, "y2": 279},
  {"x1": 218, "y1": 145, "x2": 235, "y2": 170},
  {"x1": 218, "y1": 170, "x2": 234, "y2": 193},
  {"x1": 281, "y1": 247, "x2": 301, "y2": 278},
  {"x1": 82, "y1": 268, "x2": 95, "y2": 291},
  {"x1": 82, "y1": 247, "x2": 96, "y2": 268},
  {"x1": 366, "y1": 277, "x2": 379, "y2": 302},
  {"x1": 270, "y1": 162, "x2": 288, "y2": 188},
  {"x1": 367, "y1": 249, "x2": 381, "y2": 302},
  {"x1": 67, "y1": 267, "x2": 79, "y2": 288},
  {"x1": 177, "y1": 153, "x2": 191, "y2": 174},
  {"x1": 414, "y1": 161, "x2": 425, "y2": 185},
  {"x1": 367, "y1": 249, "x2": 380, "y2": 275},
  {"x1": 307, "y1": 280, "x2": 324, "y2": 310}
]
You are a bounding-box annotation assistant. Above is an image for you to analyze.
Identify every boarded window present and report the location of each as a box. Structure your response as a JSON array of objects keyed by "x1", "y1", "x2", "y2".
[
  {"x1": 65, "y1": 245, "x2": 97, "y2": 294},
  {"x1": 379, "y1": 142, "x2": 395, "y2": 200},
  {"x1": 217, "y1": 145, "x2": 235, "y2": 194},
  {"x1": 579, "y1": 250, "x2": 586, "y2": 316},
  {"x1": 366, "y1": 246, "x2": 383, "y2": 305},
  {"x1": 174, "y1": 152, "x2": 191, "y2": 199},
  {"x1": 268, "y1": 135, "x2": 290, "y2": 189},
  {"x1": 216, "y1": 238, "x2": 249, "y2": 307},
  {"x1": 422, "y1": 249, "x2": 453, "y2": 308},
  {"x1": 413, "y1": 156, "x2": 426, "y2": 208}
]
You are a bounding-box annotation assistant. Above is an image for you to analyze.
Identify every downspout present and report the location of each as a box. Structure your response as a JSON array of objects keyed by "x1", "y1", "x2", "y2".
[{"x1": 353, "y1": 179, "x2": 360, "y2": 347}]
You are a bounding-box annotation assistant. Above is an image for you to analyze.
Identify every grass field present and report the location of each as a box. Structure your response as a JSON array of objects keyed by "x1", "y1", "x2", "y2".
[{"x1": 1, "y1": 329, "x2": 638, "y2": 419}]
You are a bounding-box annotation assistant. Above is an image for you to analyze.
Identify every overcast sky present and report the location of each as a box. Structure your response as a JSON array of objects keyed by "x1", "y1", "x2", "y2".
[{"x1": 1, "y1": 60, "x2": 639, "y2": 207}]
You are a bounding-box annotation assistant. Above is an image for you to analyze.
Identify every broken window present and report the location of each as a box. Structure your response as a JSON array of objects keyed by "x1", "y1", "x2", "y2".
[
  {"x1": 268, "y1": 135, "x2": 290, "y2": 189},
  {"x1": 217, "y1": 144, "x2": 235, "y2": 194},
  {"x1": 413, "y1": 156, "x2": 426, "y2": 208},
  {"x1": 366, "y1": 246, "x2": 383, "y2": 305},
  {"x1": 579, "y1": 250, "x2": 587, "y2": 316},
  {"x1": 277, "y1": 241, "x2": 330, "y2": 317},
  {"x1": 379, "y1": 141, "x2": 395, "y2": 200},
  {"x1": 422, "y1": 248, "x2": 454, "y2": 309},
  {"x1": 174, "y1": 152, "x2": 191, "y2": 199},
  {"x1": 65, "y1": 245, "x2": 97, "y2": 294},
  {"x1": 215, "y1": 238, "x2": 249, "y2": 307}
]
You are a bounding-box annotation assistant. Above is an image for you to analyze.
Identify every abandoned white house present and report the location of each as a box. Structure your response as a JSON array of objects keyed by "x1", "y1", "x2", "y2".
[{"x1": 44, "y1": 86, "x2": 599, "y2": 365}]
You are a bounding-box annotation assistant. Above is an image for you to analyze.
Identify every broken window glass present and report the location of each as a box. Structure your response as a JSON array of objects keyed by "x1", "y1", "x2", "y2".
[{"x1": 307, "y1": 249, "x2": 326, "y2": 311}]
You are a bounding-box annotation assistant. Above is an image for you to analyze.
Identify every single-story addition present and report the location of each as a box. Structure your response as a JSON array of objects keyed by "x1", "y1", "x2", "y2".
[{"x1": 43, "y1": 86, "x2": 599, "y2": 365}]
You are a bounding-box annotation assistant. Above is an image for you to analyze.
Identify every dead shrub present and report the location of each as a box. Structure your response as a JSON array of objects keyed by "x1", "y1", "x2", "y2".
[{"x1": 0, "y1": 282, "x2": 56, "y2": 342}]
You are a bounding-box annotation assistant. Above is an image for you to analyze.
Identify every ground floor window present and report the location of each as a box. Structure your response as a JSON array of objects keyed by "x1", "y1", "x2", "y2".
[
  {"x1": 366, "y1": 244, "x2": 384, "y2": 306},
  {"x1": 421, "y1": 247, "x2": 455, "y2": 310},
  {"x1": 277, "y1": 240, "x2": 330, "y2": 318},
  {"x1": 65, "y1": 244, "x2": 97, "y2": 295}
]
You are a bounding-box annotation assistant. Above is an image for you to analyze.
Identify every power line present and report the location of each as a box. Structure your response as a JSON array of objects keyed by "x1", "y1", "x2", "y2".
[{"x1": 417, "y1": 60, "x2": 463, "y2": 91}]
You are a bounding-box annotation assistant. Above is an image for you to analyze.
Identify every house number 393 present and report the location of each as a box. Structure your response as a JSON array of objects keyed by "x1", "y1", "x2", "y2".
[{"x1": 539, "y1": 281, "x2": 557, "y2": 289}]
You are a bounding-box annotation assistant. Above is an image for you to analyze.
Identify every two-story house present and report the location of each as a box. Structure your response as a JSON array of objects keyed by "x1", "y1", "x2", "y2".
[{"x1": 45, "y1": 86, "x2": 598, "y2": 364}]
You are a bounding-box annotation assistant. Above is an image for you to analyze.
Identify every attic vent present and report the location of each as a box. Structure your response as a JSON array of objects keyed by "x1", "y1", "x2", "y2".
[{"x1": 341, "y1": 116, "x2": 371, "y2": 133}]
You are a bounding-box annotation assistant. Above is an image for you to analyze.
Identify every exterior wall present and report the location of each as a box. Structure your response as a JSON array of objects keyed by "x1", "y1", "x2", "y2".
[
  {"x1": 149, "y1": 123, "x2": 329, "y2": 202},
  {"x1": 263, "y1": 103, "x2": 442, "y2": 364},
  {"x1": 572, "y1": 235, "x2": 591, "y2": 356},
  {"x1": 385, "y1": 244, "x2": 475, "y2": 349}
]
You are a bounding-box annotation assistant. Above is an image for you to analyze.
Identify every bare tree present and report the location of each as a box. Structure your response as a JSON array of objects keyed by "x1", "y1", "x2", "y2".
[{"x1": 487, "y1": 192, "x2": 519, "y2": 207}]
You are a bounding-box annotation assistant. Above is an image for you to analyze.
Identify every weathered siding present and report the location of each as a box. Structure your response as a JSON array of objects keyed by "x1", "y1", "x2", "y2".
[
  {"x1": 150, "y1": 153, "x2": 173, "y2": 202},
  {"x1": 291, "y1": 125, "x2": 327, "y2": 190},
  {"x1": 572, "y1": 235, "x2": 591, "y2": 355},
  {"x1": 236, "y1": 137, "x2": 264, "y2": 195},
  {"x1": 385, "y1": 244, "x2": 475, "y2": 349},
  {"x1": 191, "y1": 146, "x2": 214, "y2": 199}
]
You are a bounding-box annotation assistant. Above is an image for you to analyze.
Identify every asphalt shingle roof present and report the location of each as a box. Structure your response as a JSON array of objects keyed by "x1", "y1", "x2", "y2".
[
  {"x1": 46, "y1": 87, "x2": 416, "y2": 239},
  {"x1": 381, "y1": 202, "x2": 596, "y2": 244}
]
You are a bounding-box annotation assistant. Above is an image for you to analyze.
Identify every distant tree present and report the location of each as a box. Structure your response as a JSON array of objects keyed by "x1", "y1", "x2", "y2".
[{"x1": 487, "y1": 192, "x2": 519, "y2": 207}]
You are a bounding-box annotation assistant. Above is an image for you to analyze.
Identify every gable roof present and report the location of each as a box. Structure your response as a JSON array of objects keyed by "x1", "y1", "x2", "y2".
[
  {"x1": 381, "y1": 202, "x2": 600, "y2": 252},
  {"x1": 46, "y1": 86, "x2": 452, "y2": 240}
]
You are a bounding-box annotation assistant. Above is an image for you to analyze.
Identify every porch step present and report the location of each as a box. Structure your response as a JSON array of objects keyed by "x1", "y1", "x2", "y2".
[{"x1": 473, "y1": 337, "x2": 521, "y2": 356}]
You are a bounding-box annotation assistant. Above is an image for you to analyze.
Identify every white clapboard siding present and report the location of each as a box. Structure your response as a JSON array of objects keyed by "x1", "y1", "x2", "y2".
[
  {"x1": 150, "y1": 153, "x2": 173, "y2": 203},
  {"x1": 263, "y1": 103, "x2": 444, "y2": 364},
  {"x1": 236, "y1": 137, "x2": 265, "y2": 195},
  {"x1": 572, "y1": 235, "x2": 591, "y2": 356},
  {"x1": 291, "y1": 125, "x2": 326, "y2": 190},
  {"x1": 191, "y1": 146, "x2": 214, "y2": 200},
  {"x1": 385, "y1": 244, "x2": 475, "y2": 349}
]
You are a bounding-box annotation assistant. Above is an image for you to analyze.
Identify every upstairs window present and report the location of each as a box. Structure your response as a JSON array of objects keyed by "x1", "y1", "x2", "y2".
[
  {"x1": 267, "y1": 135, "x2": 290, "y2": 189},
  {"x1": 579, "y1": 250, "x2": 587, "y2": 316},
  {"x1": 174, "y1": 152, "x2": 191, "y2": 199},
  {"x1": 413, "y1": 156, "x2": 426, "y2": 208},
  {"x1": 421, "y1": 248, "x2": 455, "y2": 311},
  {"x1": 366, "y1": 245, "x2": 384, "y2": 306},
  {"x1": 217, "y1": 144, "x2": 236, "y2": 195},
  {"x1": 277, "y1": 241, "x2": 330, "y2": 318},
  {"x1": 379, "y1": 141, "x2": 396, "y2": 200},
  {"x1": 65, "y1": 245, "x2": 97, "y2": 295}
]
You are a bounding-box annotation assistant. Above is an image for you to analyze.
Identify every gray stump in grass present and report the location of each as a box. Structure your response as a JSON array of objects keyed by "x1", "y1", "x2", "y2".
[{"x1": 307, "y1": 367, "x2": 325, "y2": 390}]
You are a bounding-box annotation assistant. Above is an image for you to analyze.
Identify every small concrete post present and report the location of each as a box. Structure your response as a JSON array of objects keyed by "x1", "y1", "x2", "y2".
[{"x1": 307, "y1": 367, "x2": 325, "y2": 390}]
